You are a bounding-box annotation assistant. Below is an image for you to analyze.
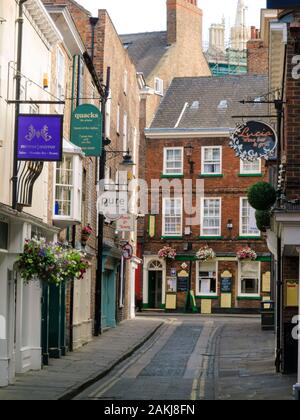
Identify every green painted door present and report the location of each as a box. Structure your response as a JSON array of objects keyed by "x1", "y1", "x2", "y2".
[
  {"x1": 148, "y1": 271, "x2": 162, "y2": 309},
  {"x1": 102, "y1": 270, "x2": 116, "y2": 330}
]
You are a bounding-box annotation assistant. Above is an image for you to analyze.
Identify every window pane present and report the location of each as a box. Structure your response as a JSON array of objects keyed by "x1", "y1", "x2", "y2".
[
  {"x1": 203, "y1": 148, "x2": 221, "y2": 174},
  {"x1": 199, "y1": 262, "x2": 217, "y2": 295},
  {"x1": 241, "y1": 278, "x2": 258, "y2": 294},
  {"x1": 241, "y1": 199, "x2": 259, "y2": 236},
  {"x1": 163, "y1": 199, "x2": 182, "y2": 235},
  {"x1": 202, "y1": 199, "x2": 221, "y2": 236},
  {"x1": 165, "y1": 149, "x2": 183, "y2": 174}
]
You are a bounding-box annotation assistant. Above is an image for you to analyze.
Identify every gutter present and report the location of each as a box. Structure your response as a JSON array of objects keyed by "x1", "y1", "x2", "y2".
[{"x1": 145, "y1": 127, "x2": 233, "y2": 139}]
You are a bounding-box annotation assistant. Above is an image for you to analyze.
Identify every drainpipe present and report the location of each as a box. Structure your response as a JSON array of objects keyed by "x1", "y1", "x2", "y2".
[
  {"x1": 69, "y1": 55, "x2": 80, "y2": 352},
  {"x1": 12, "y1": 0, "x2": 27, "y2": 209},
  {"x1": 89, "y1": 17, "x2": 99, "y2": 64}
]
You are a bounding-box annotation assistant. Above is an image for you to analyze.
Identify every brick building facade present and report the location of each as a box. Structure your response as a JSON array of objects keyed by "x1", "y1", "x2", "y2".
[
  {"x1": 43, "y1": 0, "x2": 141, "y2": 328},
  {"x1": 142, "y1": 75, "x2": 272, "y2": 314},
  {"x1": 266, "y1": 8, "x2": 300, "y2": 390}
]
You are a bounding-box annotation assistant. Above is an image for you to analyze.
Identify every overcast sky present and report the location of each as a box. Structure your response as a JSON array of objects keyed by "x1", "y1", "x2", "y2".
[{"x1": 76, "y1": 0, "x2": 266, "y2": 46}]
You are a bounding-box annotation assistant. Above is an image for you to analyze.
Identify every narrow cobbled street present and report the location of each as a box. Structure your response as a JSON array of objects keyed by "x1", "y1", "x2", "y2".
[{"x1": 75, "y1": 316, "x2": 295, "y2": 401}]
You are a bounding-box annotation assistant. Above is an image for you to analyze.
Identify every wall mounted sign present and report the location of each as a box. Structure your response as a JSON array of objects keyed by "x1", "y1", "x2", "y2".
[
  {"x1": 221, "y1": 278, "x2": 232, "y2": 294},
  {"x1": 122, "y1": 243, "x2": 133, "y2": 260},
  {"x1": 229, "y1": 121, "x2": 277, "y2": 162},
  {"x1": 116, "y1": 214, "x2": 134, "y2": 232},
  {"x1": 267, "y1": 0, "x2": 300, "y2": 7},
  {"x1": 17, "y1": 114, "x2": 63, "y2": 161},
  {"x1": 148, "y1": 215, "x2": 156, "y2": 238},
  {"x1": 177, "y1": 270, "x2": 189, "y2": 292},
  {"x1": 167, "y1": 277, "x2": 177, "y2": 293},
  {"x1": 71, "y1": 104, "x2": 102, "y2": 157}
]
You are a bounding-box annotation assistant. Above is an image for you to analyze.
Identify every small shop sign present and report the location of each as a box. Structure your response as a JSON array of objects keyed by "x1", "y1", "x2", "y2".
[
  {"x1": 17, "y1": 114, "x2": 63, "y2": 161},
  {"x1": 229, "y1": 121, "x2": 277, "y2": 162},
  {"x1": 116, "y1": 214, "x2": 134, "y2": 232},
  {"x1": 71, "y1": 104, "x2": 102, "y2": 157}
]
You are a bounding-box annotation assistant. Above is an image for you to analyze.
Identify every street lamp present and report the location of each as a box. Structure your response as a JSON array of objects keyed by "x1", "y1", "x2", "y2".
[{"x1": 184, "y1": 144, "x2": 195, "y2": 175}]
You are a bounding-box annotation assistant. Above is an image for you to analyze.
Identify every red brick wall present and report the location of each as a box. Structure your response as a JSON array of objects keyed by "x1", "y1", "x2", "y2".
[
  {"x1": 284, "y1": 14, "x2": 300, "y2": 199},
  {"x1": 247, "y1": 40, "x2": 269, "y2": 75},
  {"x1": 143, "y1": 136, "x2": 271, "y2": 310}
]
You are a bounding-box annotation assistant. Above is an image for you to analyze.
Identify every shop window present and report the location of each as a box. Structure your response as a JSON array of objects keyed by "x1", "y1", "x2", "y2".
[
  {"x1": 196, "y1": 261, "x2": 218, "y2": 296},
  {"x1": 239, "y1": 261, "x2": 261, "y2": 297},
  {"x1": 163, "y1": 147, "x2": 183, "y2": 176}
]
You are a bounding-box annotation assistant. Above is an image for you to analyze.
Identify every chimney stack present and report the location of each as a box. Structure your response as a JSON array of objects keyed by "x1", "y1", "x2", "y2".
[{"x1": 167, "y1": 0, "x2": 202, "y2": 45}]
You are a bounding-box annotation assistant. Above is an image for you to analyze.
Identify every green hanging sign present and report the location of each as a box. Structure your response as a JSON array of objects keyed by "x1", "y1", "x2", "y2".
[{"x1": 71, "y1": 104, "x2": 102, "y2": 156}]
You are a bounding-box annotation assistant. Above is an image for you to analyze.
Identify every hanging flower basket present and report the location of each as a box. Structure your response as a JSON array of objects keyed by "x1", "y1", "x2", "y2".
[
  {"x1": 158, "y1": 246, "x2": 177, "y2": 261},
  {"x1": 81, "y1": 225, "x2": 93, "y2": 245},
  {"x1": 196, "y1": 246, "x2": 216, "y2": 262},
  {"x1": 236, "y1": 247, "x2": 257, "y2": 261},
  {"x1": 17, "y1": 238, "x2": 90, "y2": 285}
]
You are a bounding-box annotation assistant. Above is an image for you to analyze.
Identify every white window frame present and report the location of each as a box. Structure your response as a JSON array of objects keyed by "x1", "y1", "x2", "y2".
[
  {"x1": 240, "y1": 159, "x2": 262, "y2": 175},
  {"x1": 56, "y1": 47, "x2": 65, "y2": 114},
  {"x1": 53, "y1": 154, "x2": 82, "y2": 222},
  {"x1": 123, "y1": 70, "x2": 128, "y2": 95},
  {"x1": 123, "y1": 112, "x2": 128, "y2": 153},
  {"x1": 163, "y1": 147, "x2": 184, "y2": 176},
  {"x1": 201, "y1": 146, "x2": 222, "y2": 175},
  {"x1": 162, "y1": 197, "x2": 183, "y2": 237},
  {"x1": 239, "y1": 197, "x2": 260, "y2": 237},
  {"x1": 201, "y1": 198, "x2": 222, "y2": 237},
  {"x1": 117, "y1": 104, "x2": 120, "y2": 134},
  {"x1": 196, "y1": 260, "x2": 218, "y2": 297},
  {"x1": 105, "y1": 89, "x2": 112, "y2": 139},
  {"x1": 154, "y1": 77, "x2": 164, "y2": 96},
  {"x1": 238, "y1": 261, "x2": 261, "y2": 298}
]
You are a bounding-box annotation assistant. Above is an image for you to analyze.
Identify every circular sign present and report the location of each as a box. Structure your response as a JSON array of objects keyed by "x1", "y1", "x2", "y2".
[
  {"x1": 71, "y1": 104, "x2": 102, "y2": 157},
  {"x1": 229, "y1": 121, "x2": 277, "y2": 162},
  {"x1": 122, "y1": 243, "x2": 133, "y2": 260}
]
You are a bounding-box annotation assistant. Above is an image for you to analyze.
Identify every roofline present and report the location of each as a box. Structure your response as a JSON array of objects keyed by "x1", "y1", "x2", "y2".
[
  {"x1": 145, "y1": 128, "x2": 233, "y2": 139},
  {"x1": 46, "y1": 5, "x2": 86, "y2": 55}
]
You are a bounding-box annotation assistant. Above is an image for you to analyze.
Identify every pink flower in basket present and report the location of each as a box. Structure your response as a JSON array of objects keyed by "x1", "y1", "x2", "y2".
[
  {"x1": 196, "y1": 246, "x2": 215, "y2": 262},
  {"x1": 158, "y1": 246, "x2": 177, "y2": 260},
  {"x1": 237, "y1": 247, "x2": 257, "y2": 261}
]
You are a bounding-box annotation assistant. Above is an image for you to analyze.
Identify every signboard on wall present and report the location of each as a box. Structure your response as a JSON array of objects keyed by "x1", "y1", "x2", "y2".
[
  {"x1": 267, "y1": 0, "x2": 300, "y2": 8},
  {"x1": 229, "y1": 121, "x2": 277, "y2": 162},
  {"x1": 17, "y1": 114, "x2": 63, "y2": 161},
  {"x1": 71, "y1": 104, "x2": 102, "y2": 156}
]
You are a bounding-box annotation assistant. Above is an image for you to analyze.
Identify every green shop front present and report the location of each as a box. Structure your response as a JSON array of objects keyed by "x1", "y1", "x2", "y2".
[{"x1": 143, "y1": 253, "x2": 272, "y2": 314}]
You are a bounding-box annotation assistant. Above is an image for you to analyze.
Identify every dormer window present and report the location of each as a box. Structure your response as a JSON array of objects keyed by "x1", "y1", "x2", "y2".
[
  {"x1": 218, "y1": 100, "x2": 228, "y2": 110},
  {"x1": 154, "y1": 77, "x2": 164, "y2": 96},
  {"x1": 191, "y1": 101, "x2": 200, "y2": 109}
]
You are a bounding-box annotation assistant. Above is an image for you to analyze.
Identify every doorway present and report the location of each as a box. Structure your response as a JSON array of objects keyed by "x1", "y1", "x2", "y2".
[{"x1": 148, "y1": 270, "x2": 163, "y2": 309}]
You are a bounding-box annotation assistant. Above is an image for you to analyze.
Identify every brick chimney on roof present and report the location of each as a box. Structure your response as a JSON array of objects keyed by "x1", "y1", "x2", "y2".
[{"x1": 167, "y1": 0, "x2": 203, "y2": 46}]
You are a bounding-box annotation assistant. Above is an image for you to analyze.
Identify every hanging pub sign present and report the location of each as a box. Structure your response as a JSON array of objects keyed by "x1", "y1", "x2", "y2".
[
  {"x1": 71, "y1": 104, "x2": 102, "y2": 157},
  {"x1": 17, "y1": 114, "x2": 63, "y2": 162},
  {"x1": 229, "y1": 121, "x2": 277, "y2": 162}
]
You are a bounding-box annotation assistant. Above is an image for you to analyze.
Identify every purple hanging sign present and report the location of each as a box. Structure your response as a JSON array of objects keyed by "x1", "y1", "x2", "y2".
[{"x1": 17, "y1": 114, "x2": 63, "y2": 162}]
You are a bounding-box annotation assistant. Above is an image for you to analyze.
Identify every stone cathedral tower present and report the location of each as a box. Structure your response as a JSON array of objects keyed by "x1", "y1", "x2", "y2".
[{"x1": 230, "y1": 0, "x2": 251, "y2": 51}]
